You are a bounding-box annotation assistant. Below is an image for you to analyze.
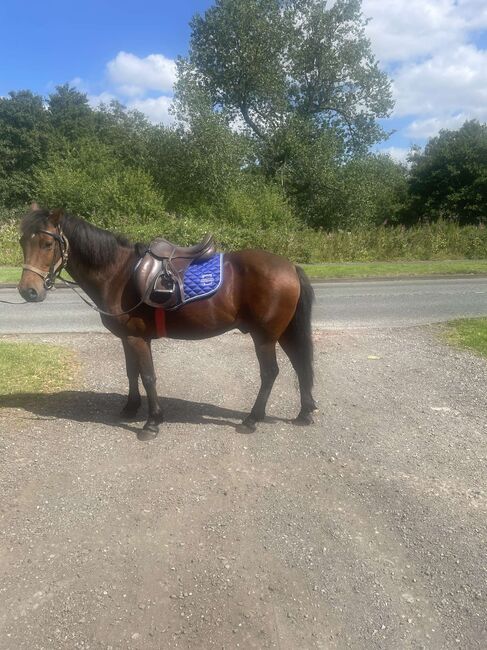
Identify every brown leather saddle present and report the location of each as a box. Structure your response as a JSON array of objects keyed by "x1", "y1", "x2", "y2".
[{"x1": 135, "y1": 234, "x2": 216, "y2": 310}]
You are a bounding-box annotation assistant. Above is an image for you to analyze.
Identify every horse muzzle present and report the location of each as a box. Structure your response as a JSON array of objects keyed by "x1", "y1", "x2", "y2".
[{"x1": 18, "y1": 285, "x2": 47, "y2": 302}]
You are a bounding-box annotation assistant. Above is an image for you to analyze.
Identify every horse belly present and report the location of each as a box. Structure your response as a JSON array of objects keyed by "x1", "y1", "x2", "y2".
[{"x1": 163, "y1": 296, "x2": 238, "y2": 340}]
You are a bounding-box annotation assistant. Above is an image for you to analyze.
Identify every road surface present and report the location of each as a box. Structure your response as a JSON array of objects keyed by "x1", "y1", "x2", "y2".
[{"x1": 1, "y1": 277, "x2": 487, "y2": 333}]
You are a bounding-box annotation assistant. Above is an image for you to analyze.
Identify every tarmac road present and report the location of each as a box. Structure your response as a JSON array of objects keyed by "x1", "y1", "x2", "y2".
[
  {"x1": 1, "y1": 276, "x2": 487, "y2": 333},
  {"x1": 0, "y1": 327, "x2": 486, "y2": 649}
]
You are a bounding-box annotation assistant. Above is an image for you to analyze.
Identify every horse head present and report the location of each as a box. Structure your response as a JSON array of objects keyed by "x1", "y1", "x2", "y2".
[{"x1": 18, "y1": 205, "x2": 66, "y2": 302}]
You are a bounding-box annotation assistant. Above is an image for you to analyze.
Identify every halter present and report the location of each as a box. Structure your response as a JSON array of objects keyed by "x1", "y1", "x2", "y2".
[{"x1": 22, "y1": 226, "x2": 70, "y2": 290}]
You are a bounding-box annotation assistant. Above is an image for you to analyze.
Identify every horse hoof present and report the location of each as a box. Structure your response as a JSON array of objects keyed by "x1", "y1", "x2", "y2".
[
  {"x1": 138, "y1": 423, "x2": 159, "y2": 441},
  {"x1": 236, "y1": 421, "x2": 256, "y2": 434},
  {"x1": 120, "y1": 406, "x2": 140, "y2": 420},
  {"x1": 292, "y1": 413, "x2": 314, "y2": 426}
]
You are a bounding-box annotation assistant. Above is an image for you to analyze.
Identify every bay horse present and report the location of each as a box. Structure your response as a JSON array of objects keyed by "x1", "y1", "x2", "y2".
[{"x1": 18, "y1": 207, "x2": 317, "y2": 440}]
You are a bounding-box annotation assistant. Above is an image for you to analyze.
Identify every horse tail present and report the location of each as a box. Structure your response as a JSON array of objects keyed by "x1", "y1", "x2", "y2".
[
  {"x1": 280, "y1": 266, "x2": 316, "y2": 412},
  {"x1": 292, "y1": 265, "x2": 315, "y2": 387}
]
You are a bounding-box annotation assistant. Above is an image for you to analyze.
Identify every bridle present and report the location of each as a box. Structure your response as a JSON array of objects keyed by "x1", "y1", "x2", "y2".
[{"x1": 22, "y1": 226, "x2": 70, "y2": 290}]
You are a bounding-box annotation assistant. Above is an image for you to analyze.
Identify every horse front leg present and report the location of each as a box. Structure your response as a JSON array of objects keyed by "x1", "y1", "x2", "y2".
[
  {"x1": 120, "y1": 337, "x2": 142, "y2": 418},
  {"x1": 124, "y1": 336, "x2": 163, "y2": 440}
]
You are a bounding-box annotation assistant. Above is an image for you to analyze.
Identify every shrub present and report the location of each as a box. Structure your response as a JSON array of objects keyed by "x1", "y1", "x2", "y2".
[{"x1": 35, "y1": 138, "x2": 166, "y2": 228}]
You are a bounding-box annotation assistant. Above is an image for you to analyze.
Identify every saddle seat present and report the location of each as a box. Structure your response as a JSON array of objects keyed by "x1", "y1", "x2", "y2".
[
  {"x1": 135, "y1": 234, "x2": 217, "y2": 310},
  {"x1": 149, "y1": 233, "x2": 215, "y2": 261}
]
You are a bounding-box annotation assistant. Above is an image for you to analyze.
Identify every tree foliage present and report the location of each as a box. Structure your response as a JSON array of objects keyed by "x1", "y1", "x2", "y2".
[
  {"x1": 0, "y1": 1, "x2": 485, "y2": 236},
  {"x1": 35, "y1": 138, "x2": 166, "y2": 226},
  {"x1": 407, "y1": 120, "x2": 487, "y2": 224},
  {"x1": 48, "y1": 84, "x2": 94, "y2": 142},
  {"x1": 176, "y1": 0, "x2": 394, "y2": 227},
  {"x1": 146, "y1": 113, "x2": 249, "y2": 211},
  {"x1": 178, "y1": 0, "x2": 393, "y2": 154},
  {"x1": 0, "y1": 91, "x2": 50, "y2": 205}
]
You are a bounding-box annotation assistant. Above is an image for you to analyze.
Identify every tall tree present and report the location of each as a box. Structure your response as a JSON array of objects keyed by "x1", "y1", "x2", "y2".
[{"x1": 177, "y1": 0, "x2": 393, "y2": 155}]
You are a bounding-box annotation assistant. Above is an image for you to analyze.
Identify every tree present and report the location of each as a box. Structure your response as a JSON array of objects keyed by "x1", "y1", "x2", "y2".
[
  {"x1": 47, "y1": 84, "x2": 94, "y2": 142},
  {"x1": 147, "y1": 113, "x2": 249, "y2": 211},
  {"x1": 94, "y1": 100, "x2": 153, "y2": 170},
  {"x1": 336, "y1": 154, "x2": 409, "y2": 228},
  {"x1": 0, "y1": 90, "x2": 50, "y2": 205},
  {"x1": 407, "y1": 120, "x2": 487, "y2": 224},
  {"x1": 177, "y1": 0, "x2": 393, "y2": 155}
]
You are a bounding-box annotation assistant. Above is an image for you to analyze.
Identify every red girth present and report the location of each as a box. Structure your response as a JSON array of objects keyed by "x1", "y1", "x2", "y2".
[{"x1": 154, "y1": 308, "x2": 166, "y2": 337}]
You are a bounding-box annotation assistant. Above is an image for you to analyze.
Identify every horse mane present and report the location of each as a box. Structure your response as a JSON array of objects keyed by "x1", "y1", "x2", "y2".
[{"x1": 21, "y1": 209, "x2": 136, "y2": 268}]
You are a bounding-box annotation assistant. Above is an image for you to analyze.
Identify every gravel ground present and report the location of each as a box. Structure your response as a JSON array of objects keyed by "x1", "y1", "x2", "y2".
[{"x1": 0, "y1": 327, "x2": 486, "y2": 649}]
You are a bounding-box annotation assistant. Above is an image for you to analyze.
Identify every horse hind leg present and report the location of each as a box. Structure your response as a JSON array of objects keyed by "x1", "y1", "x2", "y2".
[
  {"x1": 236, "y1": 336, "x2": 279, "y2": 434},
  {"x1": 279, "y1": 330, "x2": 317, "y2": 425}
]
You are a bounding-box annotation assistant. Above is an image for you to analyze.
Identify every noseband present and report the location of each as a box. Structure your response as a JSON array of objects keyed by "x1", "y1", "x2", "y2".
[{"x1": 22, "y1": 227, "x2": 70, "y2": 290}]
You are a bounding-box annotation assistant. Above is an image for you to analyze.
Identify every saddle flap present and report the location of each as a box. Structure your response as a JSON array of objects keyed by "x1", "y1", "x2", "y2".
[{"x1": 134, "y1": 253, "x2": 163, "y2": 302}]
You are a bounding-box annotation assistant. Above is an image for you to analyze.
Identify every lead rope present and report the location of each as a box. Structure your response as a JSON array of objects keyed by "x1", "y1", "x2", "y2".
[{"x1": 0, "y1": 296, "x2": 30, "y2": 305}]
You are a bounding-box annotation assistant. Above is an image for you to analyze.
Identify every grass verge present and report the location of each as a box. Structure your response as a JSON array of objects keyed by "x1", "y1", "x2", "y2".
[
  {"x1": 443, "y1": 318, "x2": 487, "y2": 359},
  {"x1": 0, "y1": 267, "x2": 22, "y2": 283},
  {"x1": 301, "y1": 260, "x2": 487, "y2": 279},
  {"x1": 0, "y1": 342, "x2": 77, "y2": 394},
  {"x1": 0, "y1": 267, "x2": 74, "y2": 284}
]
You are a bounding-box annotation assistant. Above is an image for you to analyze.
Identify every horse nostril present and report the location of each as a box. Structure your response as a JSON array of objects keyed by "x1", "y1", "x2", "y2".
[{"x1": 27, "y1": 287, "x2": 38, "y2": 301}]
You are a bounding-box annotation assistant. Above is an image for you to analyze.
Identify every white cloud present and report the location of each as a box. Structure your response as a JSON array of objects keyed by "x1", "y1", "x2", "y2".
[
  {"x1": 69, "y1": 53, "x2": 177, "y2": 125},
  {"x1": 455, "y1": 0, "x2": 487, "y2": 28},
  {"x1": 70, "y1": 76, "x2": 84, "y2": 88},
  {"x1": 363, "y1": 0, "x2": 462, "y2": 63},
  {"x1": 87, "y1": 91, "x2": 118, "y2": 108},
  {"x1": 127, "y1": 96, "x2": 174, "y2": 125},
  {"x1": 363, "y1": 0, "x2": 487, "y2": 63},
  {"x1": 405, "y1": 113, "x2": 479, "y2": 138},
  {"x1": 361, "y1": 2, "x2": 487, "y2": 142},
  {"x1": 393, "y1": 44, "x2": 487, "y2": 127},
  {"x1": 377, "y1": 146, "x2": 411, "y2": 164},
  {"x1": 107, "y1": 51, "x2": 177, "y2": 96}
]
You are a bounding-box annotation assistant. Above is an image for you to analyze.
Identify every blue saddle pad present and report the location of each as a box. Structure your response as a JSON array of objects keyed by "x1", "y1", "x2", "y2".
[{"x1": 182, "y1": 253, "x2": 223, "y2": 305}]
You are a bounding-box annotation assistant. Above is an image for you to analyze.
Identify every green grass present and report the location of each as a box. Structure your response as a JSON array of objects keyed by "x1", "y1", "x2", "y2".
[
  {"x1": 303, "y1": 260, "x2": 487, "y2": 279},
  {"x1": 444, "y1": 318, "x2": 487, "y2": 358},
  {"x1": 0, "y1": 342, "x2": 77, "y2": 394},
  {"x1": 0, "y1": 266, "x2": 22, "y2": 283},
  {"x1": 0, "y1": 267, "x2": 74, "y2": 284}
]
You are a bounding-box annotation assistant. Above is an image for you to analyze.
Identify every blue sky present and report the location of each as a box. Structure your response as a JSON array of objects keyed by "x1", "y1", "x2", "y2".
[
  {"x1": 1, "y1": 0, "x2": 487, "y2": 162},
  {"x1": 0, "y1": 1, "x2": 212, "y2": 93}
]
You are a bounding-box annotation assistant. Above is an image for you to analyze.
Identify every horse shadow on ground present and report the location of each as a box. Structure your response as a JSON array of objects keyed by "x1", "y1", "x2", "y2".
[{"x1": 0, "y1": 391, "x2": 286, "y2": 435}]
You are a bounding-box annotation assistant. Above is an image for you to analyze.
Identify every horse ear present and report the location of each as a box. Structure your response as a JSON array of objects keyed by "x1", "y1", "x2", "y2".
[
  {"x1": 49, "y1": 208, "x2": 64, "y2": 225},
  {"x1": 30, "y1": 202, "x2": 40, "y2": 211}
]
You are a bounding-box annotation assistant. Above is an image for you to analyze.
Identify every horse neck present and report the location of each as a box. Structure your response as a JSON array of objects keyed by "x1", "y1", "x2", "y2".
[{"x1": 62, "y1": 215, "x2": 135, "y2": 303}]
